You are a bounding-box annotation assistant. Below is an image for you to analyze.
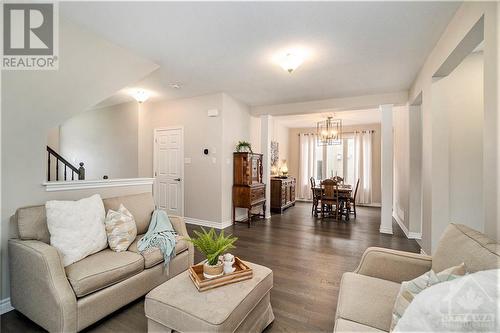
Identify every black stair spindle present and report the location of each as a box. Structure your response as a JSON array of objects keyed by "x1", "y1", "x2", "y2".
[
  {"x1": 46, "y1": 146, "x2": 85, "y2": 181},
  {"x1": 47, "y1": 151, "x2": 51, "y2": 181}
]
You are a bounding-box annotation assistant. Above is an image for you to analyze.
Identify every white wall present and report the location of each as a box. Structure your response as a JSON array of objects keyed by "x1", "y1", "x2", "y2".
[
  {"x1": 138, "y1": 93, "x2": 224, "y2": 224},
  {"x1": 59, "y1": 101, "x2": 139, "y2": 180},
  {"x1": 393, "y1": 106, "x2": 410, "y2": 230},
  {"x1": 249, "y1": 116, "x2": 289, "y2": 164},
  {"x1": 250, "y1": 116, "x2": 261, "y2": 153},
  {"x1": 431, "y1": 52, "x2": 484, "y2": 245},
  {"x1": 409, "y1": 2, "x2": 498, "y2": 253},
  {"x1": 1, "y1": 18, "x2": 158, "y2": 299},
  {"x1": 221, "y1": 94, "x2": 251, "y2": 223}
]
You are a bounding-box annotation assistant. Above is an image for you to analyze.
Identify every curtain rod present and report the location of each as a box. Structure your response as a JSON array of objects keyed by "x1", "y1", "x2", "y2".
[{"x1": 298, "y1": 130, "x2": 375, "y2": 136}]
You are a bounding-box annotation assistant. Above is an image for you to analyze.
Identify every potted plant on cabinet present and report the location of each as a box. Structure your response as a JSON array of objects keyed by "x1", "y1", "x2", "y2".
[
  {"x1": 235, "y1": 141, "x2": 253, "y2": 153},
  {"x1": 187, "y1": 228, "x2": 238, "y2": 279}
]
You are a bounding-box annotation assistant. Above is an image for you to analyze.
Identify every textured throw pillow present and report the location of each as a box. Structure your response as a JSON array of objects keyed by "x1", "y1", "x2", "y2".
[
  {"x1": 390, "y1": 263, "x2": 467, "y2": 331},
  {"x1": 46, "y1": 194, "x2": 107, "y2": 266},
  {"x1": 104, "y1": 204, "x2": 137, "y2": 252}
]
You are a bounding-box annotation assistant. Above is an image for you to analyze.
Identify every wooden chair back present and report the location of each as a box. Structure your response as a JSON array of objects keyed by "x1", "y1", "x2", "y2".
[
  {"x1": 353, "y1": 178, "x2": 360, "y2": 201},
  {"x1": 310, "y1": 177, "x2": 316, "y2": 189},
  {"x1": 321, "y1": 179, "x2": 338, "y2": 200}
]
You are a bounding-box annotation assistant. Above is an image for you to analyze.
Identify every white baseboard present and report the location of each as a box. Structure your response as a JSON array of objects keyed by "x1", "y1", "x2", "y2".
[
  {"x1": 379, "y1": 226, "x2": 393, "y2": 234},
  {"x1": 185, "y1": 214, "x2": 247, "y2": 230},
  {"x1": 0, "y1": 297, "x2": 13, "y2": 315},
  {"x1": 393, "y1": 212, "x2": 422, "y2": 239}
]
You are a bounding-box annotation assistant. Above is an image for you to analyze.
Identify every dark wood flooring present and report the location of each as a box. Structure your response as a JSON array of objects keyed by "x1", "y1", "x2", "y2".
[{"x1": 1, "y1": 202, "x2": 419, "y2": 332}]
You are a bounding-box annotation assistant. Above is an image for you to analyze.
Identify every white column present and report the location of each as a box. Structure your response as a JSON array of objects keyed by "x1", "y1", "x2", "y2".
[
  {"x1": 261, "y1": 115, "x2": 273, "y2": 219},
  {"x1": 408, "y1": 104, "x2": 423, "y2": 238},
  {"x1": 380, "y1": 104, "x2": 394, "y2": 234}
]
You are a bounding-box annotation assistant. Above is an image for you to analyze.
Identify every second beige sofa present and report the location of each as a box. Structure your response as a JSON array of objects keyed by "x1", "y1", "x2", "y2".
[
  {"x1": 334, "y1": 223, "x2": 500, "y2": 332},
  {"x1": 9, "y1": 192, "x2": 194, "y2": 332}
]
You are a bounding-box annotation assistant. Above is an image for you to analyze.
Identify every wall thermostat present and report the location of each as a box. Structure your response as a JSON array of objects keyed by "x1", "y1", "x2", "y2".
[{"x1": 203, "y1": 148, "x2": 209, "y2": 155}]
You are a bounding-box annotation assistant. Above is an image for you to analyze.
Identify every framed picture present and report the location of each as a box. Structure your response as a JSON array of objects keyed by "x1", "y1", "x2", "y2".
[{"x1": 270, "y1": 141, "x2": 279, "y2": 166}]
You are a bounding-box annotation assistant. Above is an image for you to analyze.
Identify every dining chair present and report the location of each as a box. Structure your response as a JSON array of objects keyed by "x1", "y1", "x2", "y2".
[
  {"x1": 349, "y1": 178, "x2": 360, "y2": 218},
  {"x1": 321, "y1": 179, "x2": 340, "y2": 220},
  {"x1": 310, "y1": 177, "x2": 317, "y2": 215}
]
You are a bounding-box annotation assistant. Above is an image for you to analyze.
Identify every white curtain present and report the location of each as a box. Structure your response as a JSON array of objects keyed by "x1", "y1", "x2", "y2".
[
  {"x1": 298, "y1": 133, "x2": 317, "y2": 200},
  {"x1": 353, "y1": 131, "x2": 373, "y2": 204}
]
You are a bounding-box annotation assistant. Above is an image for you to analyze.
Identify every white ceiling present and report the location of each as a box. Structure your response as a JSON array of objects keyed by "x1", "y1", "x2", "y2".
[
  {"x1": 275, "y1": 108, "x2": 382, "y2": 128},
  {"x1": 61, "y1": 2, "x2": 460, "y2": 107}
]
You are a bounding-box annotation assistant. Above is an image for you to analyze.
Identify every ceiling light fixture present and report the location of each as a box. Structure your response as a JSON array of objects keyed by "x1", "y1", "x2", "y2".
[
  {"x1": 273, "y1": 47, "x2": 310, "y2": 74},
  {"x1": 130, "y1": 89, "x2": 150, "y2": 103},
  {"x1": 317, "y1": 114, "x2": 342, "y2": 146}
]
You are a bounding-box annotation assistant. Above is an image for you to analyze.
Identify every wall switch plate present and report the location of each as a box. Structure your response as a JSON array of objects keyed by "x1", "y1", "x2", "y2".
[
  {"x1": 211, "y1": 157, "x2": 217, "y2": 164},
  {"x1": 184, "y1": 157, "x2": 192, "y2": 164},
  {"x1": 207, "y1": 109, "x2": 219, "y2": 117}
]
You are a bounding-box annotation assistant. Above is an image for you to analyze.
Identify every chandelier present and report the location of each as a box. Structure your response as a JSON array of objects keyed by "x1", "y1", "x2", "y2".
[{"x1": 317, "y1": 116, "x2": 342, "y2": 145}]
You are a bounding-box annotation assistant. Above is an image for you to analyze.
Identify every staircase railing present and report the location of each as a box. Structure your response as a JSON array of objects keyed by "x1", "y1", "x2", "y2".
[{"x1": 47, "y1": 146, "x2": 85, "y2": 181}]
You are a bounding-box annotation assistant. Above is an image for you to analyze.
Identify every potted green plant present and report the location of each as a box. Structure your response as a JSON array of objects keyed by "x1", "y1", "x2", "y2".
[
  {"x1": 235, "y1": 141, "x2": 253, "y2": 153},
  {"x1": 187, "y1": 228, "x2": 238, "y2": 279}
]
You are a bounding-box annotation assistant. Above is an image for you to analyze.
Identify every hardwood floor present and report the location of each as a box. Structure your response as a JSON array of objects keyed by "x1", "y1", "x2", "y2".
[{"x1": 1, "y1": 202, "x2": 419, "y2": 332}]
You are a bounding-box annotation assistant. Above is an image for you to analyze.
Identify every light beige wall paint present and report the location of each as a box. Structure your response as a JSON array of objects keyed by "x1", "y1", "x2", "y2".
[
  {"x1": 431, "y1": 52, "x2": 484, "y2": 246},
  {"x1": 409, "y1": 2, "x2": 498, "y2": 253},
  {"x1": 273, "y1": 120, "x2": 289, "y2": 165},
  {"x1": 250, "y1": 116, "x2": 261, "y2": 153},
  {"x1": 288, "y1": 123, "x2": 381, "y2": 204},
  {"x1": 393, "y1": 106, "x2": 410, "y2": 230},
  {"x1": 251, "y1": 91, "x2": 408, "y2": 116},
  {"x1": 1, "y1": 19, "x2": 158, "y2": 299},
  {"x1": 138, "y1": 93, "x2": 224, "y2": 224},
  {"x1": 59, "y1": 101, "x2": 139, "y2": 180},
  {"x1": 221, "y1": 94, "x2": 251, "y2": 223}
]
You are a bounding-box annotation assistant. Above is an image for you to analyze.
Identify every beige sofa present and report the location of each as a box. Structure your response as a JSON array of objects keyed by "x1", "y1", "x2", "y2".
[
  {"x1": 334, "y1": 223, "x2": 500, "y2": 332},
  {"x1": 8, "y1": 192, "x2": 194, "y2": 332}
]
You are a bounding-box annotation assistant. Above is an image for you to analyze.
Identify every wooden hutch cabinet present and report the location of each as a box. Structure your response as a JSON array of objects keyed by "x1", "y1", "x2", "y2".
[
  {"x1": 270, "y1": 177, "x2": 296, "y2": 213},
  {"x1": 232, "y1": 152, "x2": 266, "y2": 227}
]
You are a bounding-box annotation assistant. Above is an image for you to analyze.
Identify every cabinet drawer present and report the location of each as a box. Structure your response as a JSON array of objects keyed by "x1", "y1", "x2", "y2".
[{"x1": 251, "y1": 187, "x2": 265, "y2": 202}]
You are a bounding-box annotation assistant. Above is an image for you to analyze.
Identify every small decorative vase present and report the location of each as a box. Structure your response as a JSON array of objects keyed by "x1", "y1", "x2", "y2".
[{"x1": 203, "y1": 260, "x2": 223, "y2": 279}]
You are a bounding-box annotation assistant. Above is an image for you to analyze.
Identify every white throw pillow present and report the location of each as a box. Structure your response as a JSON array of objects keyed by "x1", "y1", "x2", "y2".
[
  {"x1": 394, "y1": 269, "x2": 499, "y2": 333},
  {"x1": 46, "y1": 194, "x2": 107, "y2": 266}
]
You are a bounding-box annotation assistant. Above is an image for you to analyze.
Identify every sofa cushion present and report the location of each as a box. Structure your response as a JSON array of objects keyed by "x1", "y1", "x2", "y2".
[
  {"x1": 16, "y1": 205, "x2": 50, "y2": 243},
  {"x1": 336, "y1": 272, "x2": 400, "y2": 331},
  {"x1": 128, "y1": 234, "x2": 189, "y2": 268},
  {"x1": 103, "y1": 193, "x2": 155, "y2": 235},
  {"x1": 334, "y1": 318, "x2": 385, "y2": 332},
  {"x1": 65, "y1": 249, "x2": 144, "y2": 297},
  {"x1": 432, "y1": 224, "x2": 500, "y2": 273}
]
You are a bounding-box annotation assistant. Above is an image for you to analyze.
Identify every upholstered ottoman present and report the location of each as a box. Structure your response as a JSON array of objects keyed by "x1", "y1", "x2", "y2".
[{"x1": 145, "y1": 262, "x2": 274, "y2": 333}]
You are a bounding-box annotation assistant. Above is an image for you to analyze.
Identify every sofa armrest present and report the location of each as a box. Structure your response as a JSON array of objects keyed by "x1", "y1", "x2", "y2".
[
  {"x1": 8, "y1": 239, "x2": 77, "y2": 332},
  {"x1": 354, "y1": 247, "x2": 432, "y2": 283},
  {"x1": 169, "y1": 216, "x2": 194, "y2": 266}
]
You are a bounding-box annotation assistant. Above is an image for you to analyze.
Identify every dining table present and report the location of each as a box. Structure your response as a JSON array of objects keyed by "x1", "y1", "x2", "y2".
[{"x1": 312, "y1": 184, "x2": 353, "y2": 220}]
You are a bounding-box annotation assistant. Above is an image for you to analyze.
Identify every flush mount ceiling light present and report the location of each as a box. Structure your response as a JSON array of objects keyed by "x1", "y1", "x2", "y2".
[
  {"x1": 273, "y1": 47, "x2": 310, "y2": 73},
  {"x1": 130, "y1": 89, "x2": 150, "y2": 103}
]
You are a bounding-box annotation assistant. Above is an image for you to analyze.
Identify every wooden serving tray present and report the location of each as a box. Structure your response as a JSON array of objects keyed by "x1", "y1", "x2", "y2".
[{"x1": 189, "y1": 257, "x2": 253, "y2": 292}]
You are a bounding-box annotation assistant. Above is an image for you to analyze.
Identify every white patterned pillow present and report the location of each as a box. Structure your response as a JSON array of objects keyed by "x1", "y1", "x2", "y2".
[
  {"x1": 104, "y1": 204, "x2": 137, "y2": 252},
  {"x1": 46, "y1": 194, "x2": 107, "y2": 266},
  {"x1": 390, "y1": 263, "x2": 466, "y2": 331}
]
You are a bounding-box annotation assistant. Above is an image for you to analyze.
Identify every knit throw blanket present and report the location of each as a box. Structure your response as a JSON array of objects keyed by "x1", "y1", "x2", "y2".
[{"x1": 137, "y1": 209, "x2": 177, "y2": 266}]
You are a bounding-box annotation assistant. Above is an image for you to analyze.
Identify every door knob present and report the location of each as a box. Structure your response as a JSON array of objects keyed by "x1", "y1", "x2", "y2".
[{"x1": 174, "y1": 178, "x2": 181, "y2": 181}]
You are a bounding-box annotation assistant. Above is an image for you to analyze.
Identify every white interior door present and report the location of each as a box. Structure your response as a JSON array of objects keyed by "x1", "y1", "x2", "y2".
[{"x1": 154, "y1": 128, "x2": 184, "y2": 217}]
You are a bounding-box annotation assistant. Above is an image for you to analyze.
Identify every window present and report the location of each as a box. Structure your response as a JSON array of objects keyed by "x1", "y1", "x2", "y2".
[{"x1": 322, "y1": 136, "x2": 355, "y2": 184}]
